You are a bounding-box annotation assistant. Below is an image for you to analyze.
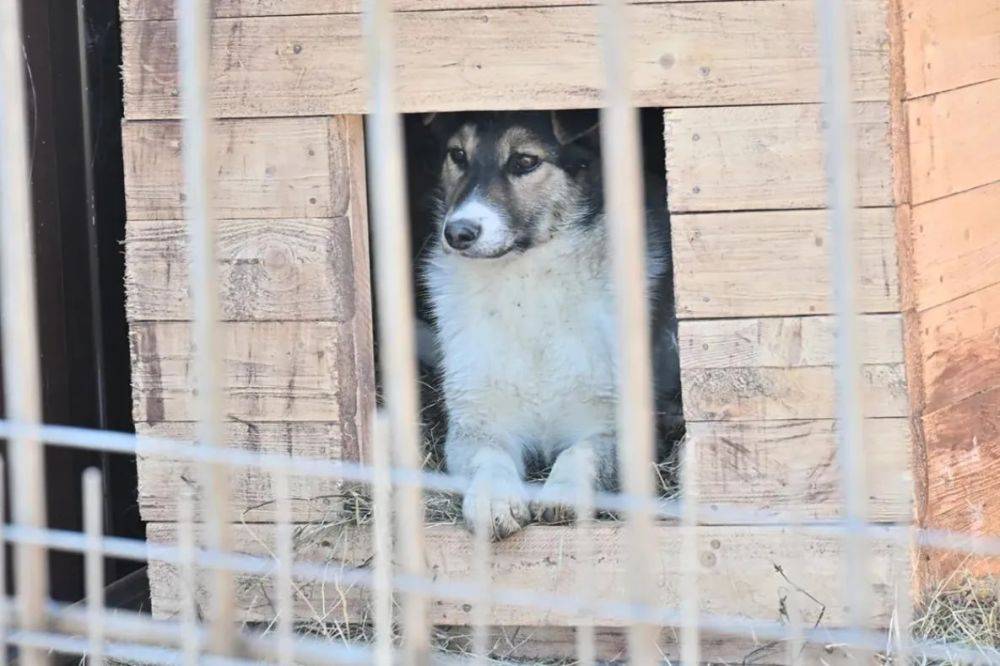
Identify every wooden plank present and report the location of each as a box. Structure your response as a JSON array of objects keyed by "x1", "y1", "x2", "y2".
[
  {"x1": 921, "y1": 385, "x2": 1000, "y2": 577},
  {"x1": 129, "y1": 321, "x2": 355, "y2": 423},
  {"x1": 682, "y1": 363, "x2": 908, "y2": 421},
  {"x1": 907, "y1": 79, "x2": 1000, "y2": 205},
  {"x1": 122, "y1": 117, "x2": 340, "y2": 220},
  {"x1": 136, "y1": 421, "x2": 350, "y2": 523},
  {"x1": 145, "y1": 523, "x2": 906, "y2": 628},
  {"x1": 121, "y1": 0, "x2": 765, "y2": 20},
  {"x1": 671, "y1": 209, "x2": 899, "y2": 317},
  {"x1": 664, "y1": 103, "x2": 892, "y2": 211},
  {"x1": 917, "y1": 281, "x2": 1000, "y2": 414},
  {"x1": 679, "y1": 315, "x2": 903, "y2": 369},
  {"x1": 125, "y1": 217, "x2": 357, "y2": 321},
  {"x1": 690, "y1": 418, "x2": 912, "y2": 523},
  {"x1": 901, "y1": 0, "x2": 1000, "y2": 99},
  {"x1": 909, "y1": 181, "x2": 1000, "y2": 311},
  {"x1": 121, "y1": 1, "x2": 890, "y2": 118}
]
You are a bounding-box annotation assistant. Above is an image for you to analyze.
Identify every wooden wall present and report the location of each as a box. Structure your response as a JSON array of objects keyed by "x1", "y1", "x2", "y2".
[
  {"x1": 893, "y1": 0, "x2": 1000, "y2": 577},
  {"x1": 120, "y1": 0, "x2": 920, "y2": 657}
]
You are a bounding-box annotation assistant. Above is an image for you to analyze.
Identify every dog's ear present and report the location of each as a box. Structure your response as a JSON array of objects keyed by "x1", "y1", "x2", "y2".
[
  {"x1": 421, "y1": 112, "x2": 438, "y2": 127},
  {"x1": 551, "y1": 110, "x2": 600, "y2": 145}
]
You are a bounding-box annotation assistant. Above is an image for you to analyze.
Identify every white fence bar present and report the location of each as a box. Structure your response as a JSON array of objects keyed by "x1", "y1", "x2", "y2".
[
  {"x1": 273, "y1": 467, "x2": 295, "y2": 666},
  {"x1": 471, "y1": 483, "x2": 492, "y2": 664},
  {"x1": 814, "y1": 0, "x2": 872, "y2": 660},
  {"x1": 178, "y1": 491, "x2": 200, "y2": 666},
  {"x1": 362, "y1": 1, "x2": 430, "y2": 662},
  {"x1": 679, "y1": 440, "x2": 700, "y2": 666},
  {"x1": 176, "y1": 0, "x2": 236, "y2": 655},
  {"x1": 371, "y1": 414, "x2": 395, "y2": 666},
  {"x1": 575, "y1": 456, "x2": 597, "y2": 666},
  {"x1": 0, "y1": 458, "x2": 6, "y2": 666},
  {"x1": 0, "y1": 4, "x2": 50, "y2": 664},
  {"x1": 598, "y1": 0, "x2": 660, "y2": 663},
  {"x1": 83, "y1": 469, "x2": 105, "y2": 666}
]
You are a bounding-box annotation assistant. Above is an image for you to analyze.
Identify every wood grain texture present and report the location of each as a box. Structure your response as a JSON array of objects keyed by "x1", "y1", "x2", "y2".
[
  {"x1": 122, "y1": 117, "x2": 343, "y2": 220},
  {"x1": 901, "y1": 0, "x2": 1000, "y2": 99},
  {"x1": 136, "y1": 421, "x2": 350, "y2": 522},
  {"x1": 916, "y1": 281, "x2": 1000, "y2": 415},
  {"x1": 121, "y1": 0, "x2": 764, "y2": 19},
  {"x1": 907, "y1": 79, "x2": 1000, "y2": 205},
  {"x1": 908, "y1": 181, "x2": 1000, "y2": 312},
  {"x1": 682, "y1": 364, "x2": 908, "y2": 422},
  {"x1": 665, "y1": 103, "x2": 893, "y2": 211},
  {"x1": 679, "y1": 315, "x2": 903, "y2": 369},
  {"x1": 121, "y1": 1, "x2": 890, "y2": 119},
  {"x1": 671, "y1": 209, "x2": 900, "y2": 317},
  {"x1": 146, "y1": 523, "x2": 906, "y2": 627},
  {"x1": 921, "y1": 385, "x2": 1000, "y2": 576},
  {"x1": 125, "y1": 217, "x2": 356, "y2": 321},
  {"x1": 689, "y1": 418, "x2": 912, "y2": 523},
  {"x1": 129, "y1": 321, "x2": 355, "y2": 423}
]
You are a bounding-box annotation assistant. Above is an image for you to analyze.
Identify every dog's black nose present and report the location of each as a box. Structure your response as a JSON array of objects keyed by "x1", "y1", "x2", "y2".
[{"x1": 444, "y1": 219, "x2": 481, "y2": 250}]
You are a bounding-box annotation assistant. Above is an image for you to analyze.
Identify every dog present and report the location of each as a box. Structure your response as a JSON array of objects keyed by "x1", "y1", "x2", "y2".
[{"x1": 420, "y1": 110, "x2": 681, "y2": 540}]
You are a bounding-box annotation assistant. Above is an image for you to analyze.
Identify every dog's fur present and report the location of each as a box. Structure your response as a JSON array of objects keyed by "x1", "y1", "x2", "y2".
[{"x1": 421, "y1": 110, "x2": 681, "y2": 539}]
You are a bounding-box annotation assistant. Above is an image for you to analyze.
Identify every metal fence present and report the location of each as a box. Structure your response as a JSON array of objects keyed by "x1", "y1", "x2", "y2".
[{"x1": 0, "y1": 0, "x2": 997, "y2": 664}]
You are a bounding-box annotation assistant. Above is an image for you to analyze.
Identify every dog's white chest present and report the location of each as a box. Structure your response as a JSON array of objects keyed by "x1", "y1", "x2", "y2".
[{"x1": 429, "y1": 241, "x2": 617, "y2": 447}]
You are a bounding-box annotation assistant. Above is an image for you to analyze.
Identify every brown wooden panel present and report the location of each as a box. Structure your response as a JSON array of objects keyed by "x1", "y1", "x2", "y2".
[
  {"x1": 679, "y1": 315, "x2": 903, "y2": 369},
  {"x1": 121, "y1": 1, "x2": 890, "y2": 118},
  {"x1": 122, "y1": 117, "x2": 346, "y2": 220},
  {"x1": 125, "y1": 217, "x2": 357, "y2": 321},
  {"x1": 917, "y1": 281, "x2": 1000, "y2": 414},
  {"x1": 671, "y1": 209, "x2": 899, "y2": 318},
  {"x1": 907, "y1": 78, "x2": 1000, "y2": 205},
  {"x1": 901, "y1": 0, "x2": 1000, "y2": 99},
  {"x1": 665, "y1": 103, "x2": 893, "y2": 211},
  {"x1": 690, "y1": 418, "x2": 912, "y2": 523},
  {"x1": 136, "y1": 421, "x2": 350, "y2": 523},
  {"x1": 146, "y1": 523, "x2": 906, "y2": 627},
  {"x1": 682, "y1": 364, "x2": 909, "y2": 422},
  {"x1": 922, "y1": 385, "x2": 1000, "y2": 576},
  {"x1": 909, "y1": 181, "x2": 1000, "y2": 312},
  {"x1": 129, "y1": 321, "x2": 355, "y2": 423},
  {"x1": 121, "y1": 0, "x2": 765, "y2": 19}
]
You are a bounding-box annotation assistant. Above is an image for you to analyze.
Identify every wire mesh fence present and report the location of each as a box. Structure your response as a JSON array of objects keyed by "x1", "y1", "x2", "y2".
[{"x1": 0, "y1": 0, "x2": 998, "y2": 664}]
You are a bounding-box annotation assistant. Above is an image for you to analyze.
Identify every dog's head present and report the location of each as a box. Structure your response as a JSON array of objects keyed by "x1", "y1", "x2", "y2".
[{"x1": 426, "y1": 111, "x2": 602, "y2": 259}]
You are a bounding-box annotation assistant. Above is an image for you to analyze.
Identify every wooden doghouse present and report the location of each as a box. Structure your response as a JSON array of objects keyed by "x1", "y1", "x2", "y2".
[{"x1": 120, "y1": 0, "x2": 1000, "y2": 660}]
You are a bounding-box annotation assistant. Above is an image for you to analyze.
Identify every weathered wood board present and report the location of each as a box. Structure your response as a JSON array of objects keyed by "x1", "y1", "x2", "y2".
[
  {"x1": 665, "y1": 103, "x2": 893, "y2": 211},
  {"x1": 125, "y1": 217, "x2": 357, "y2": 321},
  {"x1": 136, "y1": 421, "x2": 351, "y2": 523},
  {"x1": 146, "y1": 523, "x2": 907, "y2": 628},
  {"x1": 690, "y1": 418, "x2": 912, "y2": 523},
  {"x1": 121, "y1": 1, "x2": 891, "y2": 118},
  {"x1": 908, "y1": 181, "x2": 1000, "y2": 312},
  {"x1": 129, "y1": 321, "x2": 356, "y2": 424},
  {"x1": 901, "y1": 0, "x2": 1000, "y2": 99},
  {"x1": 671, "y1": 209, "x2": 900, "y2": 317},
  {"x1": 907, "y1": 78, "x2": 1000, "y2": 205}
]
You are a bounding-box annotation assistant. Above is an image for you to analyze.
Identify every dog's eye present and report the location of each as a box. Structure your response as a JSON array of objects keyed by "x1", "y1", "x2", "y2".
[
  {"x1": 509, "y1": 153, "x2": 540, "y2": 175},
  {"x1": 448, "y1": 147, "x2": 468, "y2": 169}
]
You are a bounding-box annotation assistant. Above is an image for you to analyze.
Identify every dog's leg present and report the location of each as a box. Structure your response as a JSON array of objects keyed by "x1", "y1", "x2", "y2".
[
  {"x1": 531, "y1": 433, "x2": 616, "y2": 524},
  {"x1": 447, "y1": 431, "x2": 531, "y2": 540}
]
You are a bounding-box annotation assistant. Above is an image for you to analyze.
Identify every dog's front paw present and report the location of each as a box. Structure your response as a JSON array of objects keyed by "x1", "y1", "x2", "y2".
[
  {"x1": 530, "y1": 482, "x2": 577, "y2": 525},
  {"x1": 463, "y1": 474, "x2": 531, "y2": 541}
]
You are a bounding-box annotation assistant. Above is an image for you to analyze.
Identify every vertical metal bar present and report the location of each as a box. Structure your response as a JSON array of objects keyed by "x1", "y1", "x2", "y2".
[
  {"x1": 0, "y1": 458, "x2": 7, "y2": 666},
  {"x1": 574, "y1": 457, "x2": 596, "y2": 666},
  {"x1": 371, "y1": 413, "x2": 395, "y2": 666},
  {"x1": 471, "y1": 483, "x2": 491, "y2": 664},
  {"x1": 176, "y1": 0, "x2": 236, "y2": 655},
  {"x1": 362, "y1": 2, "x2": 430, "y2": 663},
  {"x1": 679, "y1": 439, "x2": 699, "y2": 666},
  {"x1": 273, "y1": 467, "x2": 295, "y2": 666},
  {"x1": 597, "y1": 1, "x2": 659, "y2": 663},
  {"x1": 83, "y1": 468, "x2": 105, "y2": 666},
  {"x1": 814, "y1": 0, "x2": 870, "y2": 657},
  {"x1": 0, "y1": 4, "x2": 50, "y2": 664},
  {"x1": 178, "y1": 490, "x2": 200, "y2": 666}
]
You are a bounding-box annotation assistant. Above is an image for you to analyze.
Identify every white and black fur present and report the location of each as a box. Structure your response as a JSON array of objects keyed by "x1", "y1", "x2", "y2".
[{"x1": 420, "y1": 110, "x2": 681, "y2": 540}]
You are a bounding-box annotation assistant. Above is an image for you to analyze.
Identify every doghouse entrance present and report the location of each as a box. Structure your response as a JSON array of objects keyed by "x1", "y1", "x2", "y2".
[{"x1": 367, "y1": 108, "x2": 685, "y2": 505}]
